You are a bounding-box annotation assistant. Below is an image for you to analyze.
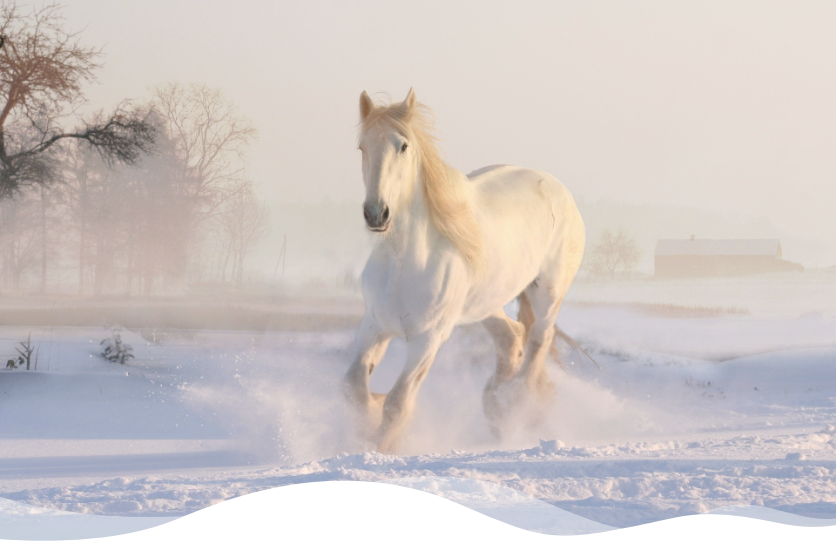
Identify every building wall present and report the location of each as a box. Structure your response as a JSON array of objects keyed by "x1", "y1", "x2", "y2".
[{"x1": 654, "y1": 255, "x2": 803, "y2": 278}]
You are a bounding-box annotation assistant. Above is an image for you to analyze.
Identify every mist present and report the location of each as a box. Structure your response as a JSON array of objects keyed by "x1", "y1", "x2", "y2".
[{"x1": 53, "y1": 0, "x2": 836, "y2": 282}]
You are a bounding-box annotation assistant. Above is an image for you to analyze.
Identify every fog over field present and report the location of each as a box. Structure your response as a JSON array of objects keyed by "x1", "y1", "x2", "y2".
[{"x1": 54, "y1": 0, "x2": 836, "y2": 282}]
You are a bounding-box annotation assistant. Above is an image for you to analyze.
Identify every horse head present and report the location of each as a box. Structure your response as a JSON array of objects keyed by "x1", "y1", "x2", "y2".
[{"x1": 357, "y1": 88, "x2": 421, "y2": 233}]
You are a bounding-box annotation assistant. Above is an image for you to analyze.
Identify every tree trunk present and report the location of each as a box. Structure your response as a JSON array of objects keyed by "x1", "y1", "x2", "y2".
[
  {"x1": 236, "y1": 249, "x2": 244, "y2": 289},
  {"x1": 221, "y1": 238, "x2": 232, "y2": 284},
  {"x1": 40, "y1": 184, "x2": 48, "y2": 294},
  {"x1": 78, "y1": 223, "x2": 85, "y2": 295},
  {"x1": 78, "y1": 176, "x2": 87, "y2": 296},
  {"x1": 93, "y1": 230, "x2": 105, "y2": 295},
  {"x1": 125, "y1": 228, "x2": 134, "y2": 297}
]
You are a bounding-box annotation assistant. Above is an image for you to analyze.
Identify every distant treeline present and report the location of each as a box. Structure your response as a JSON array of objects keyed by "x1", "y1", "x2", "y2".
[
  {"x1": 0, "y1": 4, "x2": 269, "y2": 296},
  {"x1": 0, "y1": 83, "x2": 270, "y2": 295}
]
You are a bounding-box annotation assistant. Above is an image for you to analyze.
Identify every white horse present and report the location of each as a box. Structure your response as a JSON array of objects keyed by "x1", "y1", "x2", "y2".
[{"x1": 343, "y1": 88, "x2": 585, "y2": 453}]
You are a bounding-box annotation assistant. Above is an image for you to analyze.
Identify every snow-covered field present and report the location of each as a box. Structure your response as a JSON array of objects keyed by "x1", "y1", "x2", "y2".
[{"x1": 2, "y1": 270, "x2": 836, "y2": 535}]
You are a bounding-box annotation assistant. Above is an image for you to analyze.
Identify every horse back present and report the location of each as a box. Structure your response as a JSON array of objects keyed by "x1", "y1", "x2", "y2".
[
  {"x1": 466, "y1": 164, "x2": 511, "y2": 180},
  {"x1": 462, "y1": 165, "x2": 585, "y2": 313}
]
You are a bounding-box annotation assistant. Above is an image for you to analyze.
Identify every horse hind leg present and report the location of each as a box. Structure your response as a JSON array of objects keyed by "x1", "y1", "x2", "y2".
[
  {"x1": 518, "y1": 291, "x2": 568, "y2": 374},
  {"x1": 517, "y1": 291, "x2": 535, "y2": 340},
  {"x1": 481, "y1": 310, "x2": 526, "y2": 438},
  {"x1": 513, "y1": 209, "x2": 584, "y2": 427},
  {"x1": 517, "y1": 279, "x2": 568, "y2": 406}
]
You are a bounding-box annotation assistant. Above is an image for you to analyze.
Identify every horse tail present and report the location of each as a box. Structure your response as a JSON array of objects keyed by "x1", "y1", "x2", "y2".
[{"x1": 550, "y1": 326, "x2": 600, "y2": 370}]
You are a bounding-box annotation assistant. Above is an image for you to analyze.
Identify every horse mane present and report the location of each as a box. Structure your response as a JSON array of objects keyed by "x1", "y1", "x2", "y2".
[{"x1": 359, "y1": 98, "x2": 485, "y2": 273}]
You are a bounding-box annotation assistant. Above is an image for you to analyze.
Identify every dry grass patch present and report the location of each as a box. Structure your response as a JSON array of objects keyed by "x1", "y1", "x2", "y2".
[{"x1": 572, "y1": 301, "x2": 750, "y2": 319}]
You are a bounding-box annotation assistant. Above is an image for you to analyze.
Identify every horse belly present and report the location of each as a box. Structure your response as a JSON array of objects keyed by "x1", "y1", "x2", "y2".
[
  {"x1": 459, "y1": 170, "x2": 566, "y2": 322},
  {"x1": 458, "y1": 248, "x2": 543, "y2": 324}
]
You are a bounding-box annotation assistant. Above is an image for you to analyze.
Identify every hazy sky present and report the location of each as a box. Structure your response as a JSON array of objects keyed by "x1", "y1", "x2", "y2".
[{"x1": 61, "y1": 1, "x2": 836, "y2": 245}]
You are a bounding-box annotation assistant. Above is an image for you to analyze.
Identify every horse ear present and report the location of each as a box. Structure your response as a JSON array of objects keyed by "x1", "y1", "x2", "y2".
[
  {"x1": 359, "y1": 91, "x2": 373, "y2": 120},
  {"x1": 403, "y1": 87, "x2": 416, "y2": 111}
]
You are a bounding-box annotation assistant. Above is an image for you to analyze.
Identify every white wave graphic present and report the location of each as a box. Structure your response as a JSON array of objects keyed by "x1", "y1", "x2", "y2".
[
  {"x1": 4, "y1": 478, "x2": 836, "y2": 543},
  {"x1": 0, "y1": 482, "x2": 834, "y2": 557}
]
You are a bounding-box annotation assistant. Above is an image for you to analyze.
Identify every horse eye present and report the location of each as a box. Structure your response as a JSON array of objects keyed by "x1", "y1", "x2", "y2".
[{"x1": 400, "y1": 143, "x2": 408, "y2": 153}]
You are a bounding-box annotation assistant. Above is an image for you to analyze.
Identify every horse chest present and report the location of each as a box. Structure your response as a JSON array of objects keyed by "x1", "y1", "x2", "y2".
[{"x1": 362, "y1": 252, "x2": 465, "y2": 337}]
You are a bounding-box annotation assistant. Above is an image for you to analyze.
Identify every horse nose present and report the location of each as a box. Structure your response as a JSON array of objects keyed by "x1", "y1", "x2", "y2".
[{"x1": 363, "y1": 203, "x2": 390, "y2": 230}]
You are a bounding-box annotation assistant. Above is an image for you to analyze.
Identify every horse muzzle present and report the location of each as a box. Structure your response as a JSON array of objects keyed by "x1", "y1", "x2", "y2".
[{"x1": 363, "y1": 203, "x2": 390, "y2": 232}]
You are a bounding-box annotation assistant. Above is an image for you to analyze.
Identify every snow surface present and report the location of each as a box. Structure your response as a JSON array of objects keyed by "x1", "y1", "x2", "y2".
[{"x1": 2, "y1": 272, "x2": 836, "y2": 535}]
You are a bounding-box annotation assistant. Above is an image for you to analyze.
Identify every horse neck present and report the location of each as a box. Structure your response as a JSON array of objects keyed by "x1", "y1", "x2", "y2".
[{"x1": 381, "y1": 169, "x2": 439, "y2": 263}]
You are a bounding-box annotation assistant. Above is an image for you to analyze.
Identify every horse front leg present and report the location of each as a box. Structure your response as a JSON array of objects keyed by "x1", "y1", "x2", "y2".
[
  {"x1": 342, "y1": 317, "x2": 392, "y2": 438},
  {"x1": 374, "y1": 332, "x2": 441, "y2": 454}
]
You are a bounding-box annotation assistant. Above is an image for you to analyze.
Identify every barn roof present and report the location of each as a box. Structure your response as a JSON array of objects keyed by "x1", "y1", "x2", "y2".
[{"x1": 655, "y1": 239, "x2": 781, "y2": 257}]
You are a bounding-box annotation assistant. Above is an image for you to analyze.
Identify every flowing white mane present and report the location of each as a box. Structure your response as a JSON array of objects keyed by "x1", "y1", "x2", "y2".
[{"x1": 360, "y1": 99, "x2": 485, "y2": 271}]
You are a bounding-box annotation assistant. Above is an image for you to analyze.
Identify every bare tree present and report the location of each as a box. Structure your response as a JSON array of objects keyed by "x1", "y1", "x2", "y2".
[
  {"x1": 62, "y1": 143, "x2": 104, "y2": 294},
  {"x1": 120, "y1": 126, "x2": 189, "y2": 295},
  {"x1": 150, "y1": 82, "x2": 258, "y2": 285},
  {"x1": 0, "y1": 191, "x2": 38, "y2": 289},
  {"x1": 586, "y1": 226, "x2": 641, "y2": 280},
  {"x1": 0, "y1": 2, "x2": 155, "y2": 198},
  {"x1": 61, "y1": 118, "x2": 189, "y2": 297},
  {"x1": 35, "y1": 180, "x2": 61, "y2": 293},
  {"x1": 150, "y1": 82, "x2": 257, "y2": 217},
  {"x1": 218, "y1": 181, "x2": 270, "y2": 289}
]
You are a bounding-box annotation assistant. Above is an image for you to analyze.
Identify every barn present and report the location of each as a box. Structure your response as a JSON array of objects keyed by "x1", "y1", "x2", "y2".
[{"x1": 654, "y1": 237, "x2": 803, "y2": 278}]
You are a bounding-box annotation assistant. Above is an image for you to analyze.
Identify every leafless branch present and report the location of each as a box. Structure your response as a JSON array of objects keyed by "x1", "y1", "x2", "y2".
[{"x1": 0, "y1": 2, "x2": 156, "y2": 198}]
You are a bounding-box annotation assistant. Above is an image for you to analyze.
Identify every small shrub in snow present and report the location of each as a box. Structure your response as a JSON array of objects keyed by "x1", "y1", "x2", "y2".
[
  {"x1": 10, "y1": 333, "x2": 36, "y2": 370},
  {"x1": 100, "y1": 328, "x2": 134, "y2": 364},
  {"x1": 5, "y1": 357, "x2": 23, "y2": 370}
]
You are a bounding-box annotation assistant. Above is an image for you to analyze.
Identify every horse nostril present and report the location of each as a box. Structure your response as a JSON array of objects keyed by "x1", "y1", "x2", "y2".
[{"x1": 381, "y1": 205, "x2": 389, "y2": 222}]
